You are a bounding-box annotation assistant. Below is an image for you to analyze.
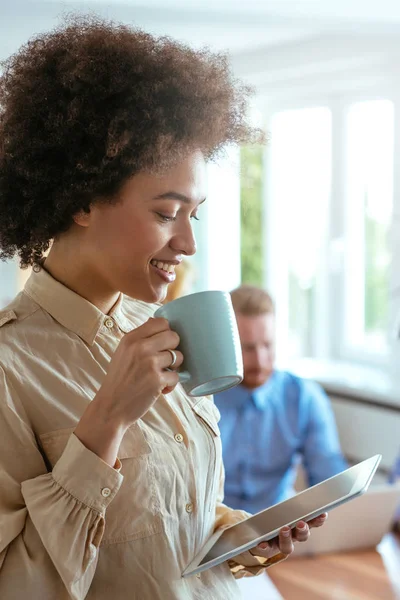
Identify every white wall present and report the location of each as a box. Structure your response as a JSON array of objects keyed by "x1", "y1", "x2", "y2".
[
  {"x1": 331, "y1": 395, "x2": 400, "y2": 474},
  {"x1": 0, "y1": 260, "x2": 19, "y2": 308}
]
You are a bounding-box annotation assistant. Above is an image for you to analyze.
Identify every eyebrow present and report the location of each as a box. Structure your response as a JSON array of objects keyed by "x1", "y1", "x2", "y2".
[{"x1": 152, "y1": 191, "x2": 206, "y2": 205}]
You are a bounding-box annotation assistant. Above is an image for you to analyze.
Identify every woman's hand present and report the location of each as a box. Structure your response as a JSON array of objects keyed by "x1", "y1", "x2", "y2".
[
  {"x1": 93, "y1": 317, "x2": 183, "y2": 425},
  {"x1": 74, "y1": 317, "x2": 183, "y2": 465},
  {"x1": 249, "y1": 513, "x2": 327, "y2": 562}
]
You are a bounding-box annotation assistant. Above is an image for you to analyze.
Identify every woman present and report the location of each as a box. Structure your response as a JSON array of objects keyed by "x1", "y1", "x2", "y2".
[{"x1": 0, "y1": 16, "x2": 326, "y2": 600}]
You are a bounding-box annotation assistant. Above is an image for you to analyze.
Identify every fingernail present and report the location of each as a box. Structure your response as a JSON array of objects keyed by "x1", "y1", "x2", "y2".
[
  {"x1": 258, "y1": 542, "x2": 268, "y2": 549},
  {"x1": 282, "y1": 527, "x2": 291, "y2": 537},
  {"x1": 297, "y1": 521, "x2": 306, "y2": 529}
]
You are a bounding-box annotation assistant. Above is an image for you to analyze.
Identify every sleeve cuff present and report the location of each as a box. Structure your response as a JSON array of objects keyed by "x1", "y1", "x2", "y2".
[
  {"x1": 52, "y1": 433, "x2": 124, "y2": 513},
  {"x1": 228, "y1": 550, "x2": 288, "y2": 578}
]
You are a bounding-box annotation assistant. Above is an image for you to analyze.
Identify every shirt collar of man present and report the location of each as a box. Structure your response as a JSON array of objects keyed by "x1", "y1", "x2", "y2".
[
  {"x1": 226, "y1": 373, "x2": 277, "y2": 411},
  {"x1": 250, "y1": 375, "x2": 276, "y2": 411},
  {"x1": 24, "y1": 266, "x2": 132, "y2": 345}
]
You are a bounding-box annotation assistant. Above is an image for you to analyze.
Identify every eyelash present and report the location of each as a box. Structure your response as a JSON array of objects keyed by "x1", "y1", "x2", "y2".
[{"x1": 156, "y1": 213, "x2": 200, "y2": 222}]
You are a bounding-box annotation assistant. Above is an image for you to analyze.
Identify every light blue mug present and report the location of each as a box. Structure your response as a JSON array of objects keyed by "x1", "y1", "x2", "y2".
[{"x1": 154, "y1": 290, "x2": 243, "y2": 396}]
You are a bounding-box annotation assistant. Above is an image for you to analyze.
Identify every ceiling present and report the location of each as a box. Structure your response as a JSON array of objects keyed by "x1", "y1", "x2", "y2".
[
  {"x1": 4, "y1": 0, "x2": 400, "y2": 58},
  {"x1": 3, "y1": 0, "x2": 400, "y2": 102},
  {"x1": 19, "y1": 0, "x2": 400, "y2": 22}
]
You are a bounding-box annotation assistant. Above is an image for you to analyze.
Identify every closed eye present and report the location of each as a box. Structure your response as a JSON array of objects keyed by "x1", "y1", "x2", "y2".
[
  {"x1": 156, "y1": 212, "x2": 200, "y2": 222},
  {"x1": 156, "y1": 212, "x2": 176, "y2": 222}
]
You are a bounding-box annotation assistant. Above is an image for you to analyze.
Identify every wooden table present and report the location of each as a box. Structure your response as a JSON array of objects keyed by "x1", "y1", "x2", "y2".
[{"x1": 268, "y1": 533, "x2": 400, "y2": 600}]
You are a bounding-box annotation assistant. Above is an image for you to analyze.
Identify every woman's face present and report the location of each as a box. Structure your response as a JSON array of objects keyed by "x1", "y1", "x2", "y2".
[{"x1": 77, "y1": 150, "x2": 206, "y2": 303}]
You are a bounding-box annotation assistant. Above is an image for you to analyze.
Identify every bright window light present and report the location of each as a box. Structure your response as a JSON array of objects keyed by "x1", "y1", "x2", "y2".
[
  {"x1": 344, "y1": 99, "x2": 394, "y2": 354},
  {"x1": 269, "y1": 106, "x2": 332, "y2": 359}
]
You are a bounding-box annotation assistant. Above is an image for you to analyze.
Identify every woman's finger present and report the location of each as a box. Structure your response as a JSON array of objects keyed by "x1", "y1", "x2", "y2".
[
  {"x1": 250, "y1": 539, "x2": 278, "y2": 558},
  {"x1": 293, "y1": 521, "x2": 310, "y2": 543},
  {"x1": 277, "y1": 526, "x2": 294, "y2": 555},
  {"x1": 160, "y1": 368, "x2": 180, "y2": 395},
  {"x1": 142, "y1": 329, "x2": 180, "y2": 354},
  {"x1": 308, "y1": 513, "x2": 328, "y2": 529},
  {"x1": 250, "y1": 514, "x2": 327, "y2": 559}
]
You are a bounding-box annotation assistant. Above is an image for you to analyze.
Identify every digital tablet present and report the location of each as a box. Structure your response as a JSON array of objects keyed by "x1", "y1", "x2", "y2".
[{"x1": 182, "y1": 454, "x2": 381, "y2": 577}]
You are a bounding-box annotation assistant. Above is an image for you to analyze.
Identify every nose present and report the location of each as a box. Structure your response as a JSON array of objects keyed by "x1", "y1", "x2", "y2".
[
  {"x1": 254, "y1": 348, "x2": 264, "y2": 368},
  {"x1": 170, "y1": 221, "x2": 197, "y2": 256}
]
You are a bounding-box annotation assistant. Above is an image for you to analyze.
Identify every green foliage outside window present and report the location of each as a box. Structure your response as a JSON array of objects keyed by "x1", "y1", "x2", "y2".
[
  {"x1": 240, "y1": 146, "x2": 264, "y2": 286},
  {"x1": 364, "y1": 201, "x2": 390, "y2": 333}
]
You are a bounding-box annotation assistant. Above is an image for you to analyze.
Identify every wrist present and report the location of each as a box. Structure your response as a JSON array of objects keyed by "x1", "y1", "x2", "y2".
[{"x1": 74, "y1": 398, "x2": 129, "y2": 467}]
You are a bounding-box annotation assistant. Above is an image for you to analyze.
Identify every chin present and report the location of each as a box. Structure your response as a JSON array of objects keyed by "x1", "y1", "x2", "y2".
[
  {"x1": 121, "y1": 271, "x2": 168, "y2": 304},
  {"x1": 149, "y1": 285, "x2": 168, "y2": 304},
  {"x1": 242, "y1": 373, "x2": 271, "y2": 389},
  {"x1": 135, "y1": 286, "x2": 167, "y2": 305}
]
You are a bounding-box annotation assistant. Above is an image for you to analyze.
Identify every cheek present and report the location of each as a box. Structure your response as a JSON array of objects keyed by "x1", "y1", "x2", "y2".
[
  {"x1": 92, "y1": 214, "x2": 163, "y2": 261},
  {"x1": 242, "y1": 353, "x2": 254, "y2": 370},
  {"x1": 262, "y1": 351, "x2": 274, "y2": 368}
]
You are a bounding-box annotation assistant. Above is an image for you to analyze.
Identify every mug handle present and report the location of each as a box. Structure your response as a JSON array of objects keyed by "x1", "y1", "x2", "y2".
[
  {"x1": 166, "y1": 368, "x2": 190, "y2": 382},
  {"x1": 178, "y1": 371, "x2": 190, "y2": 383}
]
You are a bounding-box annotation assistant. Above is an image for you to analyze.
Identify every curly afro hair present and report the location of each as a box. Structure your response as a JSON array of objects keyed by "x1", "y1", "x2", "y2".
[{"x1": 0, "y1": 15, "x2": 262, "y2": 267}]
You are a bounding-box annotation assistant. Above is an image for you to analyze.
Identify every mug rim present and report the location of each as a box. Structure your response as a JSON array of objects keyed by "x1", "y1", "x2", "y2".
[
  {"x1": 187, "y1": 375, "x2": 243, "y2": 397},
  {"x1": 155, "y1": 290, "x2": 229, "y2": 315}
]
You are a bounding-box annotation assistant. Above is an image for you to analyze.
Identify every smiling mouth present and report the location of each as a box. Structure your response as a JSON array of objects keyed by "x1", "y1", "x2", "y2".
[{"x1": 150, "y1": 259, "x2": 177, "y2": 274}]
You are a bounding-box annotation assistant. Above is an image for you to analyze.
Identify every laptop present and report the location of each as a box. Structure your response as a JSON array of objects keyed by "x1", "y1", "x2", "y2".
[{"x1": 293, "y1": 483, "x2": 400, "y2": 557}]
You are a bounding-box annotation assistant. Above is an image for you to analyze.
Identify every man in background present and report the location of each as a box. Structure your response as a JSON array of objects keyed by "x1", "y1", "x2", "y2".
[{"x1": 215, "y1": 284, "x2": 347, "y2": 514}]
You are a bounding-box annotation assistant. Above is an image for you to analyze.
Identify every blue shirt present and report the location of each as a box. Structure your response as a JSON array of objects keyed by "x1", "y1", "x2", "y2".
[
  {"x1": 214, "y1": 370, "x2": 347, "y2": 514},
  {"x1": 390, "y1": 453, "x2": 400, "y2": 525},
  {"x1": 390, "y1": 452, "x2": 400, "y2": 483}
]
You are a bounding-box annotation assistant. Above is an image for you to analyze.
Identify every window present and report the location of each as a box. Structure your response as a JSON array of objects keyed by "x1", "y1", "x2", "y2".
[
  {"x1": 266, "y1": 107, "x2": 332, "y2": 359},
  {"x1": 242, "y1": 95, "x2": 396, "y2": 369},
  {"x1": 343, "y1": 100, "x2": 394, "y2": 356}
]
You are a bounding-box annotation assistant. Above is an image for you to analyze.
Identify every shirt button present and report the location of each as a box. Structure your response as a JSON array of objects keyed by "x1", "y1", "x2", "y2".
[
  {"x1": 101, "y1": 487, "x2": 111, "y2": 498},
  {"x1": 174, "y1": 433, "x2": 184, "y2": 443},
  {"x1": 196, "y1": 573, "x2": 201, "y2": 579},
  {"x1": 185, "y1": 502, "x2": 194, "y2": 513},
  {"x1": 104, "y1": 318, "x2": 114, "y2": 329}
]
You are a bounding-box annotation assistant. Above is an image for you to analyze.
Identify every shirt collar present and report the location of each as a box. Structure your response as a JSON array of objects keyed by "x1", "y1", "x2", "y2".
[
  {"x1": 251, "y1": 385, "x2": 269, "y2": 411},
  {"x1": 24, "y1": 266, "x2": 132, "y2": 345},
  {"x1": 233, "y1": 373, "x2": 277, "y2": 411}
]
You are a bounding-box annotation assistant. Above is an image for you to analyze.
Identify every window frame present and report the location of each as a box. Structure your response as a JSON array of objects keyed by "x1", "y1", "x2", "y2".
[{"x1": 261, "y1": 83, "x2": 400, "y2": 372}]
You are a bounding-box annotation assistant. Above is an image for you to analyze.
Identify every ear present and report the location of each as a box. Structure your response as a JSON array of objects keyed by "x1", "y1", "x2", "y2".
[{"x1": 72, "y1": 207, "x2": 92, "y2": 228}]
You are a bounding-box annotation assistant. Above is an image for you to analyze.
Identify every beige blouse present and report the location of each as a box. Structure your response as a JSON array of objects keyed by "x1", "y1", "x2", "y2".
[{"x1": 0, "y1": 268, "x2": 267, "y2": 600}]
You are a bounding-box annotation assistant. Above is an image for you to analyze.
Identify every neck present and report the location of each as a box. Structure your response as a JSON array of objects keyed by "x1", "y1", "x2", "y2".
[
  {"x1": 241, "y1": 371, "x2": 274, "y2": 391},
  {"x1": 44, "y1": 240, "x2": 120, "y2": 315}
]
